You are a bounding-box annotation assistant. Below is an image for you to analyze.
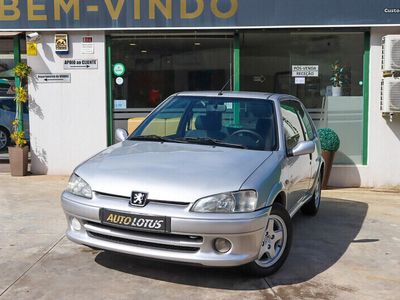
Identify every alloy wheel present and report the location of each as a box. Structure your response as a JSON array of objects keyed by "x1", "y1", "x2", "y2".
[
  {"x1": 0, "y1": 130, "x2": 8, "y2": 150},
  {"x1": 255, "y1": 215, "x2": 287, "y2": 268}
]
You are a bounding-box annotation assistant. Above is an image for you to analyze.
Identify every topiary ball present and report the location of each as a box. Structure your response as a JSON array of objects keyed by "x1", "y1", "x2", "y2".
[{"x1": 317, "y1": 128, "x2": 340, "y2": 152}]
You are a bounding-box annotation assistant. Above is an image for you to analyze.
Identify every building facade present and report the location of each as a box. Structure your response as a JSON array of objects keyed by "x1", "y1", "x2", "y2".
[{"x1": 1, "y1": 0, "x2": 400, "y2": 187}]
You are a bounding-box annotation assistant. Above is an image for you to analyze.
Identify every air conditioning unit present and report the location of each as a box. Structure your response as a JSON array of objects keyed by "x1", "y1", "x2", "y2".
[
  {"x1": 382, "y1": 35, "x2": 400, "y2": 71},
  {"x1": 381, "y1": 77, "x2": 400, "y2": 114}
]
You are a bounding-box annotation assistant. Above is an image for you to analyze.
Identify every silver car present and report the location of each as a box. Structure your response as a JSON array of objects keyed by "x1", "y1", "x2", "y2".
[{"x1": 62, "y1": 91, "x2": 323, "y2": 276}]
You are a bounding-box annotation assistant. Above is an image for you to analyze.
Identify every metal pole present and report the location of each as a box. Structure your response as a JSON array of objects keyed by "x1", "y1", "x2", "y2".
[
  {"x1": 13, "y1": 34, "x2": 22, "y2": 132},
  {"x1": 233, "y1": 32, "x2": 240, "y2": 124},
  {"x1": 362, "y1": 31, "x2": 370, "y2": 166},
  {"x1": 233, "y1": 32, "x2": 240, "y2": 91},
  {"x1": 106, "y1": 35, "x2": 113, "y2": 146}
]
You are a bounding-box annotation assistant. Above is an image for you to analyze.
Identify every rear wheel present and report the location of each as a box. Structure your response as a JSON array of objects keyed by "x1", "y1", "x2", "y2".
[
  {"x1": 301, "y1": 173, "x2": 322, "y2": 216},
  {"x1": 243, "y1": 203, "x2": 292, "y2": 276},
  {"x1": 0, "y1": 127, "x2": 10, "y2": 151}
]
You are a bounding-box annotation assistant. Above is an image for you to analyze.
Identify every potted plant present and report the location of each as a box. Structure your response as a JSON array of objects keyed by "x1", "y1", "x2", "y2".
[
  {"x1": 317, "y1": 128, "x2": 340, "y2": 189},
  {"x1": 8, "y1": 62, "x2": 31, "y2": 176},
  {"x1": 330, "y1": 60, "x2": 345, "y2": 96}
]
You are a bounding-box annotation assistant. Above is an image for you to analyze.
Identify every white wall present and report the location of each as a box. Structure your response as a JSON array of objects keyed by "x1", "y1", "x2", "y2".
[
  {"x1": 330, "y1": 27, "x2": 400, "y2": 188},
  {"x1": 27, "y1": 31, "x2": 107, "y2": 175}
]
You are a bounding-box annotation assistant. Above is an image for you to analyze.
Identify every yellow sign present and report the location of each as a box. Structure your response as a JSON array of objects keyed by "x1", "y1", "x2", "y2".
[
  {"x1": 55, "y1": 33, "x2": 68, "y2": 53},
  {"x1": 27, "y1": 41, "x2": 37, "y2": 56}
]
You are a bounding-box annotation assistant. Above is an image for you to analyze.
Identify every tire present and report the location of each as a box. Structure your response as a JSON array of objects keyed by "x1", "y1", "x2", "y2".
[
  {"x1": 243, "y1": 203, "x2": 292, "y2": 277},
  {"x1": 301, "y1": 172, "x2": 322, "y2": 216},
  {"x1": 0, "y1": 127, "x2": 10, "y2": 151}
]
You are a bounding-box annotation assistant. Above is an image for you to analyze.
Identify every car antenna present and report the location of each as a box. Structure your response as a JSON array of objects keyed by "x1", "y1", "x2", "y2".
[{"x1": 218, "y1": 79, "x2": 231, "y2": 96}]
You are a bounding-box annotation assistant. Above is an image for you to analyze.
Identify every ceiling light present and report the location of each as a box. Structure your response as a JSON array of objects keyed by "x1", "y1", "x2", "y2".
[
  {"x1": 194, "y1": 42, "x2": 201, "y2": 46},
  {"x1": 141, "y1": 50, "x2": 147, "y2": 53},
  {"x1": 129, "y1": 43, "x2": 136, "y2": 46}
]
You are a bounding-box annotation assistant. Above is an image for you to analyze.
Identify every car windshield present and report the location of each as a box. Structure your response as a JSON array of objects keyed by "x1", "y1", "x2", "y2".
[{"x1": 131, "y1": 95, "x2": 277, "y2": 151}]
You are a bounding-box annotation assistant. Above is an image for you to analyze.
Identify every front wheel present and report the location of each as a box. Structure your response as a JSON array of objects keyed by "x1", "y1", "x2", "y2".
[
  {"x1": 0, "y1": 128, "x2": 10, "y2": 151},
  {"x1": 243, "y1": 203, "x2": 292, "y2": 276}
]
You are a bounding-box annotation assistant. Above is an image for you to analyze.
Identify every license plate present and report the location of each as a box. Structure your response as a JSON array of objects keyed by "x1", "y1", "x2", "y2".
[{"x1": 100, "y1": 209, "x2": 169, "y2": 232}]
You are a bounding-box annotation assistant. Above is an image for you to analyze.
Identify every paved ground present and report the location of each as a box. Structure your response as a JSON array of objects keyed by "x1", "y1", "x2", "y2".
[{"x1": 0, "y1": 174, "x2": 399, "y2": 300}]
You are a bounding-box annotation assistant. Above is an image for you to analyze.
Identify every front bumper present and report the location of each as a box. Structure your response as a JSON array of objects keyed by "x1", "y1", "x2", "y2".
[{"x1": 61, "y1": 191, "x2": 271, "y2": 267}]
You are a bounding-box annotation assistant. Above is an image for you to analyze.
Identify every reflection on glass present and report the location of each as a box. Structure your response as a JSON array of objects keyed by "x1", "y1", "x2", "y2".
[
  {"x1": 240, "y1": 31, "x2": 365, "y2": 165},
  {"x1": 0, "y1": 37, "x2": 27, "y2": 97},
  {"x1": 133, "y1": 96, "x2": 277, "y2": 151},
  {"x1": 111, "y1": 36, "x2": 232, "y2": 109}
]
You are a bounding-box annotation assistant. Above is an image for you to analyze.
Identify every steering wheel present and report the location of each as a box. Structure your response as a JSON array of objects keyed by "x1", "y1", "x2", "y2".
[{"x1": 230, "y1": 129, "x2": 265, "y2": 146}]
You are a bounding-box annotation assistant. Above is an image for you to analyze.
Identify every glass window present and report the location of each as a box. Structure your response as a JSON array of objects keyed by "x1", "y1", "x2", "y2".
[
  {"x1": 134, "y1": 96, "x2": 277, "y2": 151},
  {"x1": 302, "y1": 113, "x2": 315, "y2": 141},
  {"x1": 240, "y1": 31, "x2": 364, "y2": 106},
  {"x1": 0, "y1": 98, "x2": 16, "y2": 112},
  {"x1": 241, "y1": 31, "x2": 365, "y2": 164},
  {"x1": 1, "y1": 36, "x2": 27, "y2": 98},
  {"x1": 296, "y1": 103, "x2": 315, "y2": 140},
  {"x1": 141, "y1": 96, "x2": 190, "y2": 136},
  {"x1": 280, "y1": 101, "x2": 305, "y2": 150},
  {"x1": 111, "y1": 36, "x2": 232, "y2": 109},
  {"x1": 0, "y1": 81, "x2": 13, "y2": 97}
]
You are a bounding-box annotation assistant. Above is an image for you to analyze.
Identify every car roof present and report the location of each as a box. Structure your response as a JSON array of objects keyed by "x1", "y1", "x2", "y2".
[{"x1": 174, "y1": 91, "x2": 299, "y2": 102}]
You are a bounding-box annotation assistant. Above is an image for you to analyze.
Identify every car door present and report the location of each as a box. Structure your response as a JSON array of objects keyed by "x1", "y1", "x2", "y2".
[
  {"x1": 280, "y1": 100, "x2": 312, "y2": 211},
  {"x1": 297, "y1": 102, "x2": 319, "y2": 190}
]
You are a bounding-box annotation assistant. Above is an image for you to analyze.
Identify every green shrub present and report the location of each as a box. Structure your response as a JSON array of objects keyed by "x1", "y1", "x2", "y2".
[
  {"x1": 317, "y1": 128, "x2": 340, "y2": 152},
  {"x1": 14, "y1": 62, "x2": 32, "y2": 79}
]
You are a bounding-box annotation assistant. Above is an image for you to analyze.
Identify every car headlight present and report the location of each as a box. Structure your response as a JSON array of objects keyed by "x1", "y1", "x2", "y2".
[
  {"x1": 66, "y1": 174, "x2": 92, "y2": 199},
  {"x1": 191, "y1": 190, "x2": 258, "y2": 213}
]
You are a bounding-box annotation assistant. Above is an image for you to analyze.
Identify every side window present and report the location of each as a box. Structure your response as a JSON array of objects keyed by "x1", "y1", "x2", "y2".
[
  {"x1": 297, "y1": 105, "x2": 315, "y2": 141},
  {"x1": 280, "y1": 101, "x2": 305, "y2": 150}
]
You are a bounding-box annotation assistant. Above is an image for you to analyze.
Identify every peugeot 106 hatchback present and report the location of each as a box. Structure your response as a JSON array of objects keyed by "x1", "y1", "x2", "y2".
[{"x1": 62, "y1": 91, "x2": 323, "y2": 276}]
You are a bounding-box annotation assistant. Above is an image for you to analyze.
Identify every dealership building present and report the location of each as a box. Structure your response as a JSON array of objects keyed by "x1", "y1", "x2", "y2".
[{"x1": 0, "y1": 0, "x2": 400, "y2": 187}]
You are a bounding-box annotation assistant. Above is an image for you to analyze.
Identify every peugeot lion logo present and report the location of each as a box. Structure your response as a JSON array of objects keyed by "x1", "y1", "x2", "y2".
[{"x1": 130, "y1": 191, "x2": 148, "y2": 207}]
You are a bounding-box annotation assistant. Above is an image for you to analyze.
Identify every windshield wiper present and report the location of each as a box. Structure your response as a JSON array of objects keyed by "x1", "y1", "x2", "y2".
[
  {"x1": 181, "y1": 137, "x2": 247, "y2": 149},
  {"x1": 130, "y1": 135, "x2": 246, "y2": 149},
  {"x1": 129, "y1": 135, "x2": 188, "y2": 144}
]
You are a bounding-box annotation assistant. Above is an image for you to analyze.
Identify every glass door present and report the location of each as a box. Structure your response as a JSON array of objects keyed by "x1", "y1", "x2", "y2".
[
  {"x1": 288, "y1": 32, "x2": 364, "y2": 164},
  {"x1": 110, "y1": 33, "x2": 233, "y2": 140},
  {"x1": 0, "y1": 36, "x2": 26, "y2": 153},
  {"x1": 240, "y1": 31, "x2": 365, "y2": 165}
]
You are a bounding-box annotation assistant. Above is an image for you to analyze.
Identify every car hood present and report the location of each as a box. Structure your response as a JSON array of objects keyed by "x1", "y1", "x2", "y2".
[{"x1": 75, "y1": 141, "x2": 272, "y2": 203}]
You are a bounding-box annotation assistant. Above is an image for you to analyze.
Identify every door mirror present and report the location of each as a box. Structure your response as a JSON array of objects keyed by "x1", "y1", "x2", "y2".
[
  {"x1": 288, "y1": 141, "x2": 315, "y2": 157},
  {"x1": 115, "y1": 128, "x2": 128, "y2": 142}
]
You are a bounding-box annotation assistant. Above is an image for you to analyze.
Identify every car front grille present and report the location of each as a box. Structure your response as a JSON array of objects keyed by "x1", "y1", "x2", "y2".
[
  {"x1": 95, "y1": 192, "x2": 191, "y2": 206},
  {"x1": 84, "y1": 221, "x2": 202, "y2": 253}
]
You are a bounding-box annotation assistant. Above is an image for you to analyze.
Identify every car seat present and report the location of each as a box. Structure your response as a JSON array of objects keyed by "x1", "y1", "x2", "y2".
[{"x1": 185, "y1": 113, "x2": 226, "y2": 140}]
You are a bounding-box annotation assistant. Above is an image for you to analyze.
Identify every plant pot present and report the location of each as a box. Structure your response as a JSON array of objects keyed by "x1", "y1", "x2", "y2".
[
  {"x1": 321, "y1": 150, "x2": 336, "y2": 189},
  {"x1": 8, "y1": 146, "x2": 29, "y2": 176},
  {"x1": 331, "y1": 86, "x2": 342, "y2": 97}
]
